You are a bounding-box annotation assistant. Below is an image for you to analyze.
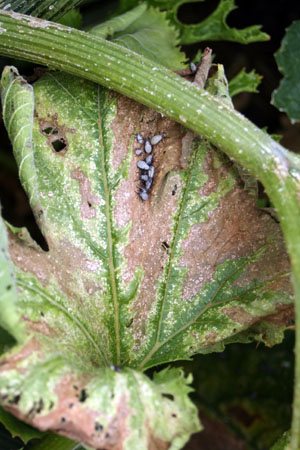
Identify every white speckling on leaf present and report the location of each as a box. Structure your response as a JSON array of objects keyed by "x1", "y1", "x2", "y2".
[
  {"x1": 85, "y1": 260, "x2": 99, "y2": 272},
  {"x1": 179, "y1": 115, "x2": 187, "y2": 123}
]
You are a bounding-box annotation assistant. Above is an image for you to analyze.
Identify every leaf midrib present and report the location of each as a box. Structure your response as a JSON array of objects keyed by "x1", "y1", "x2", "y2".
[{"x1": 97, "y1": 86, "x2": 120, "y2": 365}]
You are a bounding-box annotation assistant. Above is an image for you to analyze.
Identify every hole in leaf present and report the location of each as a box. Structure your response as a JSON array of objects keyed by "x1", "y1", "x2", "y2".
[
  {"x1": 95, "y1": 422, "x2": 103, "y2": 432},
  {"x1": 36, "y1": 398, "x2": 44, "y2": 413},
  {"x1": 161, "y1": 393, "x2": 174, "y2": 401},
  {"x1": 79, "y1": 389, "x2": 88, "y2": 402},
  {"x1": 0, "y1": 149, "x2": 49, "y2": 251},
  {"x1": 42, "y1": 126, "x2": 58, "y2": 135},
  {"x1": 161, "y1": 241, "x2": 169, "y2": 252},
  {"x1": 52, "y1": 139, "x2": 66, "y2": 153}
]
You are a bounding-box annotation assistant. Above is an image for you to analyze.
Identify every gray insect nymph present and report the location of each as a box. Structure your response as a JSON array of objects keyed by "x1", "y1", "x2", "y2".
[
  {"x1": 150, "y1": 134, "x2": 163, "y2": 145},
  {"x1": 137, "y1": 133, "x2": 144, "y2": 144},
  {"x1": 145, "y1": 154, "x2": 153, "y2": 165},
  {"x1": 139, "y1": 189, "x2": 148, "y2": 201},
  {"x1": 148, "y1": 166, "x2": 155, "y2": 178},
  {"x1": 137, "y1": 161, "x2": 150, "y2": 170},
  {"x1": 145, "y1": 179, "x2": 153, "y2": 190},
  {"x1": 136, "y1": 149, "x2": 143, "y2": 155},
  {"x1": 190, "y1": 62, "x2": 197, "y2": 73},
  {"x1": 145, "y1": 139, "x2": 152, "y2": 154}
]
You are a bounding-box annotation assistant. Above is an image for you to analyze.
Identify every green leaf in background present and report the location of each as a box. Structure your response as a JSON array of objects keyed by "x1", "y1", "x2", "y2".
[
  {"x1": 272, "y1": 21, "x2": 300, "y2": 124},
  {"x1": 229, "y1": 67, "x2": 262, "y2": 97},
  {"x1": 0, "y1": 408, "x2": 43, "y2": 444},
  {"x1": 0, "y1": 0, "x2": 83, "y2": 21},
  {"x1": 0, "y1": 66, "x2": 292, "y2": 447},
  {"x1": 175, "y1": 0, "x2": 269, "y2": 45},
  {"x1": 57, "y1": 8, "x2": 82, "y2": 29},
  {"x1": 116, "y1": 0, "x2": 269, "y2": 45},
  {"x1": 90, "y1": 3, "x2": 187, "y2": 70}
]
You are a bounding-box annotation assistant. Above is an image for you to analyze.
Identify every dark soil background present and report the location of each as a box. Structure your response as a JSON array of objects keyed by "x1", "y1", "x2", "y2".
[{"x1": 0, "y1": 1, "x2": 299, "y2": 449}]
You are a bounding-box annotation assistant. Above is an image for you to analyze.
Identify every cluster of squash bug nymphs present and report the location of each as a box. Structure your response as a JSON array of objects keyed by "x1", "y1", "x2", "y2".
[{"x1": 135, "y1": 133, "x2": 163, "y2": 201}]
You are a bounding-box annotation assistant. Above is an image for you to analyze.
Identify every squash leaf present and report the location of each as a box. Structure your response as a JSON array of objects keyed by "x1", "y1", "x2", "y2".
[
  {"x1": 90, "y1": 3, "x2": 187, "y2": 70},
  {"x1": 229, "y1": 68, "x2": 262, "y2": 97},
  {"x1": 0, "y1": 66, "x2": 292, "y2": 448}
]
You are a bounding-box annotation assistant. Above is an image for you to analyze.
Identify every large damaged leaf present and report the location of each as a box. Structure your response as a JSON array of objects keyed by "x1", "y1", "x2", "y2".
[
  {"x1": 0, "y1": 66, "x2": 292, "y2": 447},
  {"x1": 89, "y1": 4, "x2": 187, "y2": 70}
]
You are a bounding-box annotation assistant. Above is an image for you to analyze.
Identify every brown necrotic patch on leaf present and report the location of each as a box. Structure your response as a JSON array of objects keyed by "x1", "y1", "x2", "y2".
[
  {"x1": 264, "y1": 303, "x2": 294, "y2": 327},
  {"x1": 179, "y1": 151, "x2": 291, "y2": 300},
  {"x1": 198, "y1": 147, "x2": 233, "y2": 197},
  {"x1": 71, "y1": 168, "x2": 101, "y2": 219},
  {"x1": 0, "y1": 338, "x2": 41, "y2": 372},
  {"x1": 112, "y1": 101, "x2": 186, "y2": 340},
  {"x1": 147, "y1": 426, "x2": 171, "y2": 450},
  {"x1": 39, "y1": 113, "x2": 75, "y2": 156},
  {"x1": 110, "y1": 93, "x2": 145, "y2": 170},
  {"x1": 221, "y1": 306, "x2": 257, "y2": 327},
  {"x1": 8, "y1": 230, "x2": 99, "y2": 290},
  {"x1": 22, "y1": 316, "x2": 58, "y2": 338},
  {"x1": 8, "y1": 229, "x2": 102, "y2": 344}
]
